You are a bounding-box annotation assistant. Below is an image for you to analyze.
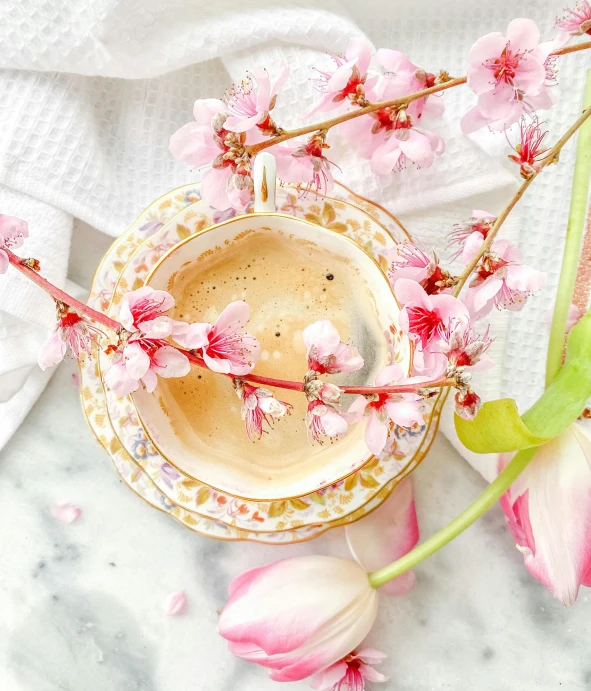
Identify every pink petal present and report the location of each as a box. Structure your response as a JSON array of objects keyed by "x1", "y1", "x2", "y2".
[
  {"x1": 376, "y1": 48, "x2": 415, "y2": 74},
  {"x1": 468, "y1": 32, "x2": 507, "y2": 67},
  {"x1": 385, "y1": 398, "x2": 424, "y2": 428},
  {"x1": 346, "y1": 37, "x2": 374, "y2": 74},
  {"x1": 103, "y1": 361, "x2": 140, "y2": 396},
  {"x1": 152, "y1": 346, "x2": 191, "y2": 379},
  {"x1": 460, "y1": 106, "x2": 492, "y2": 135},
  {"x1": 505, "y1": 264, "x2": 547, "y2": 293},
  {"x1": 162, "y1": 590, "x2": 187, "y2": 616},
  {"x1": 201, "y1": 166, "x2": 233, "y2": 211},
  {"x1": 309, "y1": 661, "x2": 348, "y2": 691},
  {"x1": 394, "y1": 278, "x2": 430, "y2": 310},
  {"x1": 173, "y1": 322, "x2": 212, "y2": 349},
  {"x1": 140, "y1": 316, "x2": 174, "y2": 339},
  {"x1": 345, "y1": 395, "x2": 369, "y2": 423},
  {"x1": 38, "y1": 332, "x2": 67, "y2": 371},
  {"x1": 215, "y1": 300, "x2": 251, "y2": 334},
  {"x1": 346, "y1": 477, "x2": 419, "y2": 595},
  {"x1": 360, "y1": 666, "x2": 389, "y2": 683},
  {"x1": 355, "y1": 649, "x2": 388, "y2": 665},
  {"x1": 124, "y1": 342, "x2": 151, "y2": 380},
  {"x1": 50, "y1": 503, "x2": 82, "y2": 524},
  {"x1": 169, "y1": 122, "x2": 220, "y2": 167},
  {"x1": 398, "y1": 130, "x2": 434, "y2": 168},
  {"x1": 461, "y1": 232, "x2": 485, "y2": 263},
  {"x1": 302, "y1": 320, "x2": 341, "y2": 356},
  {"x1": 192, "y1": 98, "x2": 225, "y2": 124},
  {"x1": 225, "y1": 113, "x2": 264, "y2": 134},
  {"x1": 370, "y1": 138, "x2": 402, "y2": 176},
  {"x1": 270, "y1": 65, "x2": 290, "y2": 99},
  {"x1": 375, "y1": 364, "x2": 404, "y2": 387},
  {"x1": 506, "y1": 18, "x2": 540, "y2": 52},
  {"x1": 321, "y1": 409, "x2": 348, "y2": 438},
  {"x1": 471, "y1": 277, "x2": 503, "y2": 313},
  {"x1": 365, "y1": 411, "x2": 389, "y2": 455},
  {"x1": 326, "y1": 59, "x2": 358, "y2": 92},
  {"x1": 431, "y1": 292, "x2": 470, "y2": 323},
  {"x1": 141, "y1": 367, "x2": 158, "y2": 393}
]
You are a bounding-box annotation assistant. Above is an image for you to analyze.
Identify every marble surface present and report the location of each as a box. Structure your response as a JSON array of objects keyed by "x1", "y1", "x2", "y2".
[{"x1": 1, "y1": 357, "x2": 590, "y2": 691}]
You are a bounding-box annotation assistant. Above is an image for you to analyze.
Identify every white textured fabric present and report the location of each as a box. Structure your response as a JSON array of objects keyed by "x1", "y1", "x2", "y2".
[{"x1": 0, "y1": 0, "x2": 585, "y2": 478}]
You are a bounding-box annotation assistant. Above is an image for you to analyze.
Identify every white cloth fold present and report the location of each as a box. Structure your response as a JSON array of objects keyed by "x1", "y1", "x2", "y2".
[{"x1": 0, "y1": 0, "x2": 582, "y2": 474}]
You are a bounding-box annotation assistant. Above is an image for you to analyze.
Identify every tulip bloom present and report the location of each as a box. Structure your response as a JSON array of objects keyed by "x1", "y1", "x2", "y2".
[
  {"x1": 500, "y1": 422, "x2": 591, "y2": 606},
  {"x1": 218, "y1": 555, "x2": 379, "y2": 682}
]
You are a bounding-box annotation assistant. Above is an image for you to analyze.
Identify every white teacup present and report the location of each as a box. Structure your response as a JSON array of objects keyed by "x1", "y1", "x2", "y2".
[{"x1": 132, "y1": 155, "x2": 410, "y2": 501}]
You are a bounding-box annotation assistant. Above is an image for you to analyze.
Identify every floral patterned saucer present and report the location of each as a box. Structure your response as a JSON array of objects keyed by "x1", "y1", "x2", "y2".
[{"x1": 81, "y1": 183, "x2": 446, "y2": 542}]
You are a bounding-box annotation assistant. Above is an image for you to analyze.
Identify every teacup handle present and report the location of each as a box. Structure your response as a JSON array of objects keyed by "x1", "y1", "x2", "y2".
[{"x1": 253, "y1": 152, "x2": 277, "y2": 213}]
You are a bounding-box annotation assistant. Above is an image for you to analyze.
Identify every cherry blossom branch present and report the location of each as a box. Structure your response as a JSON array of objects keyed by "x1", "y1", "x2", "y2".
[
  {"x1": 246, "y1": 41, "x2": 591, "y2": 157},
  {"x1": 451, "y1": 102, "x2": 591, "y2": 298},
  {"x1": 6, "y1": 250, "x2": 122, "y2": 332},
  {"x1": 5, "y1": 248, "x2": 452, "y2": 396}
]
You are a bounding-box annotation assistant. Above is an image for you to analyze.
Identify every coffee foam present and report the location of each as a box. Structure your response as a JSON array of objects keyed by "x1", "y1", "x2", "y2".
[{"x1": 156, "y1": 228, "x2": 389, "y2": 490}]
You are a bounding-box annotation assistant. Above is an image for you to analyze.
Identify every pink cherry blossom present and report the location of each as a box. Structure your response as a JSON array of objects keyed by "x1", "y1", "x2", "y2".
[
  {"x1": 218, "y1": 555, "x2": 379, "y2": 682},
  {"x1": 499, "y1": 421, "x2": 591, "y2": 605},
  {"x1": 556, "y1": 1, "x2": 591, "y2": 36},
  {"x1": 461, "y1": 19, "x2": 556, "y2": 134},
  {"x1": 463, "y1": 239, "x2": 547, "y2": 320},
  {"x1": 346, "y1": 477, "x2": 419, "y2": 596},
  {"x1": 50, "y1": 503, "x2": 82, "y2": 524},
  {"x1": 376, "y1": 49, "x2": 444, "y2": 120},
  {"x1": 302, "y1": 320, "x2": 363, "y2": 375},
  {"x1": 370, "y1": 113, "x2": 445, "y2": 175},
  {"x1": 507, "y1": 117, "x2": 550, "y2": 179},
  {"x1": 38, "y1": 310, "x2": 104, "y2": 370},
  {"x1": 438, "y1": 320, "x2": 494, "y2": 373},
  {"x1": 309, "y1": 649, "x2": 388, "y2": 691},
  {"x1": 385, "y1": 243, "x2": 450, "y2": 295},
  {"x1": 274, "y1": 134, "x2": 336, "y2": 195},
  {"x1": 0, "y1": 214, "x2": 29, "y2": 273},
  {"x1": 173, "y1": 301, "x2": 260, "y2": 376},
  {"x1": 224, "y1": 67, "x2": 289, "y2": 134},
  {"x1": 447, "y1": 210, "x2": 496, "y2": 262},
  {"x1": 120, "y1": 286, "x2": 178, "y2": 338},
  {"x1": 103, "y1": 339, "x2": 190, "y2": 396},
  {"x1": 306, "y1": 399, "x2": 349, "y2": 444},
  {"x1": 162, "y1": 590, "x2": 187, "y2": 616},
  {"x1": 235, "y1": 380, "x2": 292, "y2": 441},
  {"x1": 308, "y1": 38, "x2": 376, "y2": 115},
  {"x1": 169, "y1": 101, "x2": 255, "y2": 211},
  {"x1": 347, "y1": 364, "x2": 425, "y2": 455}
]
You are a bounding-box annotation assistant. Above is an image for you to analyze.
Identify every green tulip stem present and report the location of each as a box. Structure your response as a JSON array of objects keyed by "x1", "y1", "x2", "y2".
[{"x1": 546, "y1": 69, "x2": 591, "y2": 387}]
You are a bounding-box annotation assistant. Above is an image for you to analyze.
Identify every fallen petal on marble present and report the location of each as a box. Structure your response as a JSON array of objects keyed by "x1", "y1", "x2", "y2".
[
  {"x1": 50, "y1": 503, "x2": 82, "y2": 524},
  {"x1": 163, "y1": 590, "x2": 187, "y2": 616},
  {"x1": 345, "y1": 477, "x2": 419, "y2": 595}
]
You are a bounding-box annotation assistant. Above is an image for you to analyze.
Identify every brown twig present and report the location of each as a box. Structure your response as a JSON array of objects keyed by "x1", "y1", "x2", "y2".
[
  {"x1": 451, "y1": 103, "x2": 591, "y2": 297},
  {"x1": 246, "y1": 41, "x2": 591, "y2": 157}
]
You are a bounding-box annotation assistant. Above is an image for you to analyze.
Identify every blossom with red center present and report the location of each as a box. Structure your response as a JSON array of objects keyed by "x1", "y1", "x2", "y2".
[
  {"x1": 103, "y1": 337, "x2": 190, "y2": 396},
  {"x1": 302, "y1": 320, "x2": 363, "y2": 375},
  {"x1": 309, "y1": 649, "x2": 388, "y2": 691},
  {"x1": 275, "y1": 133, "x2": 337, "y2": 195},
  {"x1": 173, "y1": 300, "x2": 261, "y2": 375},
  {"x1": 376, "y1": 49, "x2": 444, "y2": 121},
  {"x1": 447, "y1": 210, "x2": 496, "y2": 263},
  {"x1": 347, "y1": 364, "x2": 425, "y2": 455},
  {"x1": 0, "y1": 214, "x2": 28, "y2": 274},
  {"x1": 438, "y1": 320, "x2": 494, "y2": 373},
  {"x1": 169, "y1": 100, "x2": 256, "y2": 211},
  {"x1": 38, "y1": 307, "x2": 104, "y2": 370},
  {"x1": 385, "y1": 243, "x2": 450, "y2": 295},
  {"x1": 556, "y1": 1, "x2": 591, "y2": 36},
  {"x1": 224, "y1": 67, "x2": 289, "y2": 134},
  {"x1": 120, "y1": 286, "x2": 179, "y2": 338},
  {"x1": 306, "y1": 399, "x2": 348, "y2": 444},
  {"x1": 454, "y1": 388, "x2": 482, "y2": 420},
  {"x1": 464, "y1": 239, "x2": 547, "y2": 320},
  {"x1": 234, "y1": 380, "x2": 292, "y2": 441},
  {"x1": 461, "y1": 19, "x2": 555, "y2": 134},
  {"x1": 308, "y1": 38, "x2": 377, "y2": 115},
  {"x1": 507, "y1": 117, "x2": 550, "y2": 179},
  {"x1": 370, "y1": 110, "x2": 445, "y2": 175}
]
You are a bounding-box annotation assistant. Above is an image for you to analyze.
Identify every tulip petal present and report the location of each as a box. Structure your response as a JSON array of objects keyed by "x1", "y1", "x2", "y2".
[
  {"x1": 346, "y1": 478, "x2": 419, "y2": 595},
  {"x1": 365, "y1": 411, "x2": 389, "y2": 455}
]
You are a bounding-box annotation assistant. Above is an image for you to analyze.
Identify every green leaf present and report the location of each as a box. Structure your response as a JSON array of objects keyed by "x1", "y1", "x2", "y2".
[
  {"x1": 456, "y1": 312, "x2": 591, "y2": 454},
  {"x1": 455, "y1": 398, "x2": 549, "y2": 454}
]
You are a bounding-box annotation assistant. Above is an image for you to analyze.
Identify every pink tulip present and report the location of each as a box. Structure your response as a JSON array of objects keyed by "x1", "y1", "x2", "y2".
[
  {"x1": 463, "y1": 239, "x2": 546, "y2": 320},
  {"x1": 0, "y1": 214, "x2": 28, "y2": 274},
  {"x1": 173, "y1": 300, "x2": 260, "y2": 376},
  {"x1": 500, "y1": 421, "x2": 591, "y2": 605},
  {"x1": 224, "y1": 67, "x2": 289, "y2": 133},
  {"x1": 218, "y1": 555, "x2": 379, "y2": 682},
  {"x1": 347, "y1": 364, "x2": 425, "y2": 455},
  {"x1": 302, "y1": 320, "x2": 364, "y2": 375}
]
